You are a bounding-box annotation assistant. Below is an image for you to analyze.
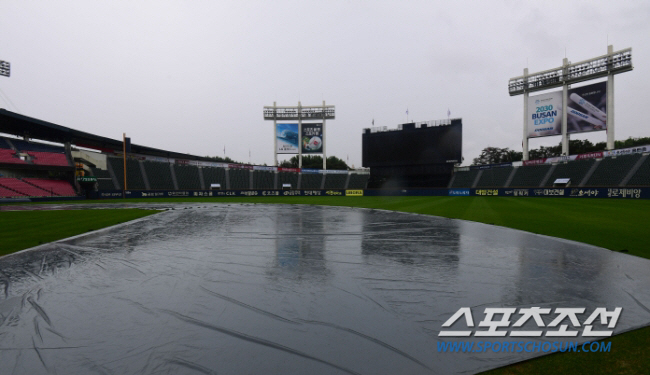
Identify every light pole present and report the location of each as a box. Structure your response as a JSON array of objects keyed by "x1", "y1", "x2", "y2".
[{"x1": 0, "y1": 60, "x2": 9, "y2": 77}]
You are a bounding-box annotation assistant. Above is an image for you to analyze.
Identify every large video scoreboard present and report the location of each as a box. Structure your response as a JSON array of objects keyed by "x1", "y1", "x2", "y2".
[{"x1": 362, "y1": 119, "x2": 462, "y2": 168}]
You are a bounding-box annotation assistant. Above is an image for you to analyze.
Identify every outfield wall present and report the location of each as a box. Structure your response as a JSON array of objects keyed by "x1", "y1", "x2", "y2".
[{"x1": 92, "y1": 187, "x2": 650, "y2": 200}]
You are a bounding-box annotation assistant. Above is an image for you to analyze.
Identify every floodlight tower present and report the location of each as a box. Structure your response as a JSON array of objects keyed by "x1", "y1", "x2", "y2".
[
  {"x1": 263, "y1": 101, "x2": 335, "y2": 169},
  {"x1": 508, "y1": 46, "x2": 632, "y2": 160},
  {"x1": 0, "y1": 60, "x2": 9, "y2": 78}
]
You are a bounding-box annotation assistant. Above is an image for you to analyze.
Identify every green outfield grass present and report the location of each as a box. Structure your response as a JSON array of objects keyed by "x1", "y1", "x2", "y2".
[
  {"x1": 0, "y1": 209, "x2": 158, "y2": 256},
  {"x1": 32, "y1": 195, "x2": 646, "y2": 258},
  {"x1": 1, "y1": 196, "x2": 649, "y2": 374}
]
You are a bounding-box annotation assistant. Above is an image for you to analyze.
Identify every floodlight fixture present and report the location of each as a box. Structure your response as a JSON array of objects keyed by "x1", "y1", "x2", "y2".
[{"x1": 0, "y1": 60, "x2": 9, "y2": 77}]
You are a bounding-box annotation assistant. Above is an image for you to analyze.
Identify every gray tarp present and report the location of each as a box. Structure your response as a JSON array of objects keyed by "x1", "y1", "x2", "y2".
[{"x1": 1, "y1": 204, "x2": 649, "y2": 374}]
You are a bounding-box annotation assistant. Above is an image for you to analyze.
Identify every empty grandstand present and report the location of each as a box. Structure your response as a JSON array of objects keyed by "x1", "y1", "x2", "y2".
[
  {"x1": 202, "y1": 167, "x2": 227, "y2": 189},
  {"x1": 449, "y1": 147, "x2": 650, "y2": 189},
  {"x1": 1, "y1": 133, "x2": 77, "y2": 199},
  {"x1": 544, "y1": 159, "x2": 595, "y2": 187},
  {"x1": 347, "y1": 173, "x2": 370, "y2": 189},
  {"x1": 174, "y1": 164, "x2": 202, "y2": 190},
  {"x1": 253, "y1": 170, "x2": 275, "y2": 189},
  {"x1": 450, "y1": 169, "x2": 480, "y2": 188},
  {"x1": 475, "y1": 167, "x2": 514, "y2": 188},
  {"x1": 301, "y1": 173, "x2": 323, "y2": 189},
  {"x1": 3, "y1": 108, "x2": 649, "y2": 199},
  {"x1": 509, "y1": 164, "x2": 552, "y2": 188},
  {"x1": 0, "y1": 177, "x2": 76, "y2": 197},
  {"x1": 324, "y1": 173, "x2": 347, "y2": 189},
  {"x1": 143, "y1": 160, "x2": 175, "y2": 190},
  {"x1": 23, "y1": 178, "x2": 76, "y2": 196},
  {"x1": 228, "y1": 168, "x2": 250, "y2": 190},
  {"x1": 278, "y1": 171, "x2": 299, "y2": 189},
  {"x1": 586, "y1": 154, "x2": 642, "y2": 187},
  {"x1": 90, "y1": 166, "x2": 116, "y2": 190},
  {"x1": 0, "y1": 148, "x2": 26, "y2": 164},
  {"x1": 627, "y1": 155, "x2": 650, "y2": 186}
]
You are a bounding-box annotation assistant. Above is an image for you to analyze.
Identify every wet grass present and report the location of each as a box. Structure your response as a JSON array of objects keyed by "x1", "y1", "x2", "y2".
[
  {"x1": 1, "y1": 196, "x2": 649, "y2": 373},
  {"x1": 53, "y1": 195, "x2": 649, "y2": 259},
  {"x1": 0, "y1": 209, "x2": 158, "y2": 256},
  {"x1": 481, "y1": 325, "x2": 650, "y2": 375}
]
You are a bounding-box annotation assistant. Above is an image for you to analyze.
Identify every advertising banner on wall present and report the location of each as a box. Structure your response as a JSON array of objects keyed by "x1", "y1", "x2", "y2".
[
  {"x1": 276, "y1": 123, "x2": 299, "y2": 154},
  {"x1": 301, "y1": 123, "x2": 323, "y2": 154},
  {"x1": 527, "y1": 91, "x2": 563, "y2": 138},
  {"x1": 567, "y1": 81, "x2": 607, "y2": 134}
]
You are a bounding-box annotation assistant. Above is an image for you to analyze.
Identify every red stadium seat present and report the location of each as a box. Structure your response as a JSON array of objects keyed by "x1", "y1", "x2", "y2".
[
  {"x1": 28, "y1": 152, "x2": 70, "y2": 166},
  {"x1": 23, "y1": 178, "x2": 77, "y2": 196},
  {"x1": 0, "y1": 149, "x2": 27, "y2": 164},
  {"x1": 0, "y1": 178, "x2": 51, "y2": 197}
]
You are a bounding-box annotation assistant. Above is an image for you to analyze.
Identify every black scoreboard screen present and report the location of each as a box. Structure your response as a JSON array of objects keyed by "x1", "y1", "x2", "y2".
[{"x1": 362, "y1": 120, "x2": 462, "y2": 168}]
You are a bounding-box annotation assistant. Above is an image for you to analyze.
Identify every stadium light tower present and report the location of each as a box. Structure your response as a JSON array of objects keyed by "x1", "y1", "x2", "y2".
[
  {"x1": 509, "y1": 46, "x2": 632, "y2": 159},
  {"x1": 0, "y1": 60, "x2": 10, "y2": 77},
  {"x1": 263, "y1": 101, "x2": 335, "y2": 169}
]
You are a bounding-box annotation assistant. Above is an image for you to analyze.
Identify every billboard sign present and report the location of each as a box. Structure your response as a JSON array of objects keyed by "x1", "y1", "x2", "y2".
[
  {"x1": 301, "y1": 123, "x2": 323, "y2": 154},
  {"x1": 527, "y1": 91, "x2": 562, "y2": 138},
  {"x1": 567, "y1": 81, "x2": 607, "y2": 134},
  {"x1": 276, "y1": 123, "x2": 299, "y2": 154}
]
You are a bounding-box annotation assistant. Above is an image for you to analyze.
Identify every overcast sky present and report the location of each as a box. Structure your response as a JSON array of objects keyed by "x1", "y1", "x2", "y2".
[{"x1": 1, "y1": 0, "x2": 649, "y2": 167}]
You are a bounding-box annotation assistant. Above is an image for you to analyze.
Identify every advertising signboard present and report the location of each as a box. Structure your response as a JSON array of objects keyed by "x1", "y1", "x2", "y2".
[
  {"x1": 567, "y1": 81, "x2": 607, "y2": 134},
  {"x1": 276, "y1": 123, "x2": 299, "y2": 154},
  {"x1": 527, "y1": 91, "x2": 563, "y2": 138},
  {"x1": 301, "y1": 123, "x2": 323, "y2": 154}
]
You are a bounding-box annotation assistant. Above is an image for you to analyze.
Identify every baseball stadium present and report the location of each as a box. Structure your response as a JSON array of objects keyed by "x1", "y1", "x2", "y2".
[{"x1": 1, "y1": 9, "x2": 650, "y2": 375}]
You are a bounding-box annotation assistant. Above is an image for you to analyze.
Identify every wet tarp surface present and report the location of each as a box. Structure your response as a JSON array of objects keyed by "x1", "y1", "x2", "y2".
[{"x1": 1, "y1": 204, "x2": 649, "y2": 374}]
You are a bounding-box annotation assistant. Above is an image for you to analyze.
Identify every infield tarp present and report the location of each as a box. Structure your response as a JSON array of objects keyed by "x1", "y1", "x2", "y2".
[{"x1": 1, "y1": 204, "x2": 649, "y2": 374}]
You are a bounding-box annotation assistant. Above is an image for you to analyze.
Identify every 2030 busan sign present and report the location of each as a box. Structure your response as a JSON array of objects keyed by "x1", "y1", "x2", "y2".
[{"x1": 527, "y1": 81, "x2": 608, "y2": 138}]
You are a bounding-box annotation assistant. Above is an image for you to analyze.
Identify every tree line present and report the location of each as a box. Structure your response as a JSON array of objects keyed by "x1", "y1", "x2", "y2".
[
  {"x1": 472, "y1": 137, "x2": 650, "y2": 166},
  {"x1": 203, "y1": 154, "x2": 350, "y2": 170}
]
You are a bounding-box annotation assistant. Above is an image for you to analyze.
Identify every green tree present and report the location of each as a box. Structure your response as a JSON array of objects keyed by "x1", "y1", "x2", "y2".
[
  {"x1": 472, "y1": 147, "x2": 522, "y2": 166},
  {"x1": 279, "y1": 155, "x2": 349, "y2": 170},
  {"x1": 204, "y1": 155, "x2": 237, "y2": 163},
  {"x1": 615, "y1": 137, "x2": 650, "y2": 149}
]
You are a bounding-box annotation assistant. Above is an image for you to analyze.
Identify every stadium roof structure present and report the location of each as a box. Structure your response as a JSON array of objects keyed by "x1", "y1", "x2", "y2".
[{"x1": 0, "y1": 109, "x2": 219, "y2": 161}]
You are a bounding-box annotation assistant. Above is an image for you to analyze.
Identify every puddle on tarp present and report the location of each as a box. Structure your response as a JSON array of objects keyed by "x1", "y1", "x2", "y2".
[{"x1": 1, "y1": 204, "x2": 649, "y2": 374}]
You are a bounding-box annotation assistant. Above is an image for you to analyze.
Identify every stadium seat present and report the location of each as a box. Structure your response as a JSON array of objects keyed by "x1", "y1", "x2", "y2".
[
  {"x1": 586, "y1": 154, "x2": 642, "y2": 186},
  {"x1": 301, "y1": 174, "x2": 322, "y2": 189},
  {"x1": 174, "y1": 164, "x2": 202, "y2": 190},
  {"x1": 324, "y1": 174, "x2": 347, "y2": 189},
  {"x1": 544, "y1": 159, "x2": 595, "y2": 187},
  {"x1": 626, "y1": 156, "x2": 650, "y2": 187},
  {"x1": 0, "y1": 178, "x2": 51, "y2": 197},
  {"x1": 143, "y1": 160, "x2": 174, "y2": 190},
  {"x1": 0, "y1": 185, "x2": 27, "y2": 198},
  {"x1": 278, "y1": 172, "x2": 299, "y2": 189},
  {"x1": 347, "y1": 173, "x2": 370, "y2": 189},
  {"x1": 108, "y1": 157, "x2": 148, "y2": 190},
  {"x1": 509, "y1": 164, "x2": 551, "y2": 188},
  {"x1": 28, "y1": 151, "x2": 70, "y2": 166},
  {"x1": 450, "y1": 169, "x2": 480, "y2": 188},
  {"x1": 0, "y1": 149, "x2": 27, "y2": 164},
  {"x1": 475, "y1": 167, "x2": 513, "y2": 188},
  {"x1": 253, "y1": 170, "x2": 274, "y2": 189},
  {"x1": 91, "y1": 167, "x2": 117, "y2": 190},
  {"x1": 107, "y1": 157, "x2": 125, "y2": 189},
  {"x1": 229, "y1": 169, "x2": 250, "y2": 189},
  {"x1": 202, "y1": 167, "x2": 227, "y2": 188},
  {"x1": 23, "y1": 179, "x2": 76, "y2": 196}
]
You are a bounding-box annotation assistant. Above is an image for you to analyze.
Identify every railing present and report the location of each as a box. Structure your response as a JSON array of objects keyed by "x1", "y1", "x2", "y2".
[
  {"x1": 508, "y1": 48, "x2": 632, "y2": 95},
  {"x1": 263, "y1": 108, "x2": 335, "y2": 120}
]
